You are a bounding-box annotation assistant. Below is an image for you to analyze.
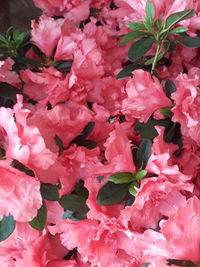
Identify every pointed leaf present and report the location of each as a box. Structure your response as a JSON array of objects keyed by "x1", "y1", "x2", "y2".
[
  {"x1": 59, "y1": 194, "x2": 89, "y2": 213},
  {"x1": 116, "y1": 63, "x2": 144, "y2": 79},
  {"x1": 119, "y1": 31, "x2": 148, "y2": 46},
  {"x1": 129, "y1": 181, "x2": 139, "y2": 196},
  {"x1": 108, "y1": 172, "x2": 134, "y2": 184},
  {"x1": 145, "y1": 0, "x2": 155, "y2": 21},
  {"x1": 165, "y1": 9, "x2": 195, "y2": 30},
  {"x1": 29, "y1": 201, "x2": 47, "y2": 231},
  {"x1": 0, "y1": 215, "x2": 16, "y2": 242},
  {"x1": 40, "y1": 183, "x2": 59, "y2": 201},
  {"x1": 96, "y1": 182, "x2": 129, "y2": 206},
  {"x1": 169, "y1": 27, "x2": 188, "y2": 34},
  {"x1": 128, "y1": 37, "x2": 154, "y2": 61},
  {"x1": 127, "y1": 22, "x2": 147, "y2": 31},
  {"x1": 134, "y1": 170, "x2": 147, "y2": 180},
  {"x1": 74, "y1": 180, "x2": 89, "y2": 199},
  {"x1": 136, "y1": 139, "x2": 152, "y2": 169},
  {"x1": 164, "y1": 79, "x2": 177, "y2": 99},
  {"x1": 176, "y1": 35, "x2": 200, "y2": 48}
]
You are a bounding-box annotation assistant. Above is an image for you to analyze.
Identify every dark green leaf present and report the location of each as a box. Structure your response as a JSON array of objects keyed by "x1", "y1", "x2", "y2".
[
  {"x1": 59, "y1": 194, "x2": 89, "y2": 213},
  {"x1": 164, "y1": 79, "x2": 177, "y2": 99},
  {"x1": 126, "y1": 22, "x2": 147, "y2": 31},
  {"x1": 154, "y1": 19, "x2": 163, "y2": 31},
  {"x1": 0, "y1": 215, "x2": 16, "y2": 242},
  {"x1": 74, "y1": 180, "x2": 89, "y2": 199},
  {"x1": 32, "y1": 45, "x2": 45, "y2": 59},
  {"x1": 136, "y1": 139, "x2": 152, "y2": 169},
  {"x1": 15, "y1": 57, "x2": 43, "y2": 68},
  {"x1": 79, "y1": 121, "x2": 95, "y2": 140},
  {"x1": 29, "y1": 201, "x2": 47, "y2": 231},
  {"x1": 108, "y1": 172, "x2": 134, "y2": 184},
  {"x1": 12, "y1": 62, "x2": 27, "y2": 71},
  {"x1": 54, "y1": 135, "x2": 64, "y2": 155},
  {"x1": 128, "y1": 37, "x2": 154, "y2": 61},
  {"x1": 40, "y1": 183, "x2": 59, "y2": 201},
  {"x1": 116, "y1": 63, "x2": 144, "y2": 80},
  {"x1": 164, "y1": 121, "x2": 177, "y2": 143},
  {"x1": 96, "y1": 182, "x2": 129, "y2": 206},
  {"x1": 11, "y1": 159, "x2": 35, "y2": 177},
  {"x1": 124, "y1": 194, "x2": 135, "y2": 206},
  {"x1": 165, "y1": 9, "x2": 195, "y2": 30},
  {"x1": 54, "y1": 61, "x2": 73, "y2": 71},
  {"x1": 169, "y1": 27, "x2": 188, "y2": 34},
  {"x1": 176, "y1": 35, "x2": 200, "y2": 48},
  {"x1": 142, "y1": 264, "x2": 150, "y2": 267},
  {"x1": 119, "y1": 31, "x2": 148, "y2": 46},
  {"x1": 134, "y1": 117, "x2": 170, "y2": 139},
  {"x1": 0, "y1": 34, "x2": 7, "y2": 43},
  {"x1": 77, "y1": 139, "x2": 97, "y2": 150},
  {"x1": 167, "y1": 259, "x2": 196, "y2": 267}
]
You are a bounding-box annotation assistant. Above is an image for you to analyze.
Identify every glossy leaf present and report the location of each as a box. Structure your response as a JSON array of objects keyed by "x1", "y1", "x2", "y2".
[
  {"x1": 96, "y1": 182, "x2": 130, "y2": 206},
  {"x1": 116, "y1": 63, "x2": 144, "y2": 79},
  {"x1": 74, "y1": 180, "x2": 89, "y2": 199},
  {"x1": 40, "y1": 183, "x2": 59, "y2": 201},
  {"x1": 59, "y1": 194, "x2": 89, "y2": 213},
  {"x1": 169, "y1": 27, "x2": 188, "y2": 34},
  {"x1": 145, "y1": 0, "x2": 155, "y2": 21},
  {"x1": 164, "y1": 79, "x2": 177, "y2": 99},
  {"x1": 165, "y1": 9, "x2": 195, "y2": 30},
  {"x1": 136, "y1": 139, "x2": 152, "y2": 169},
  {"x1": 128, "y1": 37, "x2": 154, "y2": 61},
  {"x1": 29, "y1": 201, "x2": 47, "y2": 231},
  {"x1": 176, "y1": 35, "x2": 200, "y2": 48},
  {"x1": 134, "y1": 170, "x2": 148, "y2": 180},
  {"x1": 126, "y1": 22, "x2": 147, "y2": 31},
  {"x1": 0, "y1": 215, "x2": 16, "y2": 242},
  {"x1": 108, "y1": 172, "x2": 134, "y2": 184},
  {"x1": 119, "y1": 31, "x2": 148, "y2": 46}
]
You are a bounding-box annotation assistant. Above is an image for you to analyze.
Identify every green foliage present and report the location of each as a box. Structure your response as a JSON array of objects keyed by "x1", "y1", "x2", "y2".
[
  {"x1": 116, "y1": 63, "x2": 144, "y2": 80},
  {"x1": 118, "y1": 0, "x2": 195, "y2": 77},
  {"x1": 0, "y1": 215, "x2": 16, "y2": 242},
  {"x1": 108, "y1": 172, "x2": 134, "y2": 184},
  {"x1": 167, "y1": 259, "x2": 197, "y2": 267},
  {"x1": 136, "y1": 139, "x2": 152, "y2": 169},
  {"x1": 164, "y1": 79, "x2": 177, "y2": 99},
  {"x1": 40, "y1": 183, "x2": 59, "y2": 201},
  {"x1": 29, "y1": 201, "x2": 47, "y2": 231}
]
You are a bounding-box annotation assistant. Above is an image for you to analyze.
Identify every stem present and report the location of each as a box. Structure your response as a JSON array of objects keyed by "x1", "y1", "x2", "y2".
[{"x1": 151, "y1": 43, "x2": 161, "y2": 74}]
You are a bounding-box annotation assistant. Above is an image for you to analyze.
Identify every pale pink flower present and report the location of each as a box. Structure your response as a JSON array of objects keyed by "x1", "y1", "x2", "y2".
[
  {"x1": 121, "y1": 70, "x2": 171, "y2": 122},
  {"x1": 0, "y1": 160, "x2": 42, "y2": 222},
  {"x1": 160, "y1": 196, "x2": 200, "y2": 262},
  {"x1": 31, "y1": 15, "x2": 63, "y2": 57}
]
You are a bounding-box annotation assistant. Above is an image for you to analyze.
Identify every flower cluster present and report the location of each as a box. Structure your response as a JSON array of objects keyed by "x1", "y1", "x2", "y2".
[{"x1": 0, "y1": 0, "x2": 200, "y2": 266}]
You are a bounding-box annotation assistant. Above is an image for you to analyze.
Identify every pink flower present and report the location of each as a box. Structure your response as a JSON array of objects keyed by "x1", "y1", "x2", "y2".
[
  {"x1": 0, "y1": 160, "x2": 42, "y2": 222},
  {"x1": 33, "y1": 0, "x2": 91, "y2": 22},
  {"x1": 121, "y1": 70, "x2": 171, "y2": 122},
  {"x1": 31, "y1": 15, "x2": 63, "y2": 57},
  {"x1": 160, "y1": 196, "x2": 200, "y2": 262},
  {"x1": 0, "y1": 58, "x2": 20, "y2": 87},
  {"x1": 171, "y1": 67, "x2": 200, "y2": 145}
]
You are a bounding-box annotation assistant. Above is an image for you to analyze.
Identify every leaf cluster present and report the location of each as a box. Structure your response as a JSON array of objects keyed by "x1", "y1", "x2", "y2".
[{"x1": 117, "y1": 1, "x2": 199, "y2": 78}]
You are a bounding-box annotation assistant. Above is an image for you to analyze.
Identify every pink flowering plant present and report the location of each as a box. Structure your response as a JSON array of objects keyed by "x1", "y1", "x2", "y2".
[{"x1": 1, "y1": 0, "x2": 200, "y2": 266}]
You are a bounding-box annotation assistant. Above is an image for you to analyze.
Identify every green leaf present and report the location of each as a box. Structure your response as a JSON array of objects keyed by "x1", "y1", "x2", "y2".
[
  {"x1": 40, "y1": 183, "x2": 59, "y2": 201},
  {"x1": 124, "y1": 194, "x2": 135, "y2": 206},
  {"x1": 167, "y1": 259, "x2": 196, "y2": 267},
  {"x1": 0, "y1": 82, "x2": 20, "y2": 101},
  {"x1": 96, "y1": 182, "x2": 130, "y2": 206},
  {"x1": 126, "y1": 22, "x2": 147, "y2": 31},
  {"x1": 11, "y1": 159, "x2": 35, "y2": 177},
  {"x1": 77, "y1": 139, "x2": 97, "y2": 150},
  {"x1": 54, "y1": 61, "x2": 73, "y2": 71},
  {"x1": 164, "y1": 79, "x2": 177, "y2": 99},
  {"x1": 165, "y1": 9, "x2": 195, "y2": 31},
  {"x1": 59, "y1": 194, "x2": 89, "y2": 213},
  {"x1": 154, "y1": 19, "x2": 163, "y2": 31},
  {"x1": 169, "y1": 27, "x2": 188, "y2": 34},
  {"x1": 29, "y1": 201, "x2": 47, "y2": 231},
  {"x1": 176, "y1": 35, "x2": 200, "y2": 48},
  {"x1": 74, "y1": 180, "x2": 89, "y2": 199},
  {"x1": 129, "y1": 181, "x2": 139, "y2": 196},
  {"x1": 15, "y1": 57, "x2": 43, "y2": 68},
  {"x1": 0, "y1": 34, "x2": 7, "y2": 43},
  {"x1": 116, "y1": 63, "x2": 144, "y2": 80},
  {"x1": 108, "y1": 172, "x2": 134, "y2": 184},
  {"x1": 128, "y1": 37, "x2": 154, "y2": 61},
  {"x1": 144, "y1": 52, "x2": 165, "y2": 66},
  {"x1": 62, "y1": 210, "x2": 87, "y2": 221},
  {"x1": 142, "y1": 264, "x2": 150, "y2": 267},
  {"x1": 119, "y1": 31, "x2": 148, "y2": 46},
  {"x1": 136, "y1": 139, "x2": 152, "y2": 169},
  {"x1": 0, "y1": 215, "x2": 16, "y2": 242},
  {"x1": 134, "y1": 170, "x2": 148, "y2": 180},
  {"x1": 145, "y1": 0, "x2": 155, "y2": 21}
]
